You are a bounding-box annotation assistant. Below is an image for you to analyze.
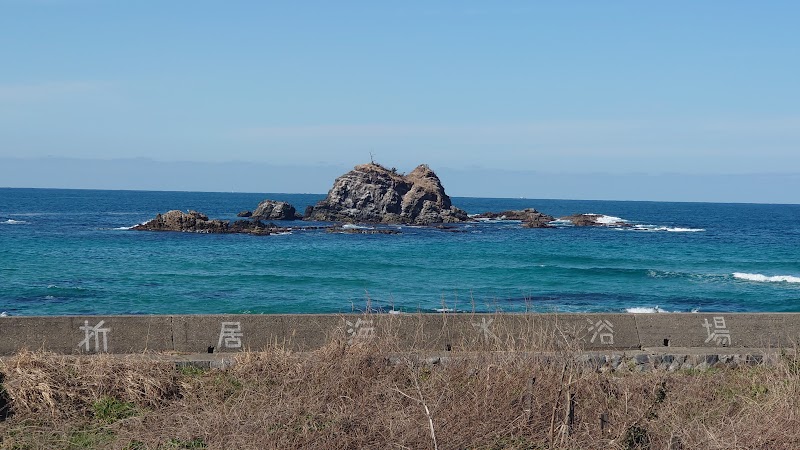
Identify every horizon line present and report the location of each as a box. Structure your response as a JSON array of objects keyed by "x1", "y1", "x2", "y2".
[{"x1": 1, "y1": 185, "x2": 797, "y2": 207}]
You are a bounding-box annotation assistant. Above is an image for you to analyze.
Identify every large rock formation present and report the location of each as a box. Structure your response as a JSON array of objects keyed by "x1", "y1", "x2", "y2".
[
  {"x1": 251, "y1": 199, "x2": 301, "y2": 220},
  {"x1": 474, "y1": 209, "x2": 555, "y2": 228},
  {"x1": 304, "y1": 163, "x2": 469, "y2": 225}
]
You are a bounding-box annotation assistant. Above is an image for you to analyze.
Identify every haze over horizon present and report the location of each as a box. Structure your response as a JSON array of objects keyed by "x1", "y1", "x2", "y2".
[{"x1": 2, "y1": 2, "x2": 799, "y2": 203}]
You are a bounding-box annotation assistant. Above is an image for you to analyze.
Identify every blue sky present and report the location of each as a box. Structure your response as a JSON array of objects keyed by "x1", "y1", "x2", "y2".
[{"x1": 1, "y1": 1, "x2": 799, "y2": 202}]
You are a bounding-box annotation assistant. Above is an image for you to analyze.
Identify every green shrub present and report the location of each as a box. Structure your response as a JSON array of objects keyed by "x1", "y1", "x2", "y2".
[{"x1": 92, "y1": 396, "x2": 138, "y2": 424}]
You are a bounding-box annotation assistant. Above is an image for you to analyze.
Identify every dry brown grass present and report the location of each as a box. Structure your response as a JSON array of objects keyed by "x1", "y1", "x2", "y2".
[{"x1": 1, "y1": 333, "x2": 800, "y2": 449}]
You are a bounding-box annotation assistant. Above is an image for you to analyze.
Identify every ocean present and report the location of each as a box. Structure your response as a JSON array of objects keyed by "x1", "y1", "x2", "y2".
[{"x1": 1, "y1": 188, "x2": 799, "y2": 316}]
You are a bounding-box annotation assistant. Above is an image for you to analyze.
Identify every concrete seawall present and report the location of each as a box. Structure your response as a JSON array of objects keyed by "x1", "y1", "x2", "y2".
[{"x1": 2, "y1": 313, "x2": 799, "y2": 356}]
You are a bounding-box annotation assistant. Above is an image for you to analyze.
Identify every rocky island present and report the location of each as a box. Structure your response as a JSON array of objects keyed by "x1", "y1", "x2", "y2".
[
  {"x1": 304, "y1": 163, "x2": 469, "y2": 225},
  {"x1": 131, "y1": 162, "x2": 632, "y2": 234}
]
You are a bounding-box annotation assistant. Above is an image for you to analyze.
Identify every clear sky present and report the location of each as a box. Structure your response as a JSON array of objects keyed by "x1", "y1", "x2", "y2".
[{"x1": 1, "y1": 1, "x2": 799, "y2": 202}]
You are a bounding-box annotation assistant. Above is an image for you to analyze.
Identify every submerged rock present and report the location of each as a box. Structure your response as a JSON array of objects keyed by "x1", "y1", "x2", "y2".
[
  {"x1": 252, "y1": 200, "x2": 301, "y2": 220},
  {"x1": 304, "y1": 163, "x2": 469, "y2": 225},
  {"x1": 474, "y1": 209, "x2": 555, "y2": 228}
]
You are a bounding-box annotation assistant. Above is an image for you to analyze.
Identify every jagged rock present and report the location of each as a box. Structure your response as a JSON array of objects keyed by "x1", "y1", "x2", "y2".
[
  {"x1": 252, "y1": 200, "x2": 301, "y2": 220},
  {"x1": 132, "y1": 210, "x2": 228, "y2": 233},
  {"x1": 237, "y1": 210, "x2": 253, "y2": 218},
  {"x1": 304, "y1": 163, "x2": 469, "y2": 225},
  {"x1": 522, "y1": 212, "x2": 556, "y2": 228},
  {"x1": 474, "y1": 209, "x2": 555, "y2": 228},
  {"x1": 228, "y1": 219, "x2": 257, "y2": 233}
]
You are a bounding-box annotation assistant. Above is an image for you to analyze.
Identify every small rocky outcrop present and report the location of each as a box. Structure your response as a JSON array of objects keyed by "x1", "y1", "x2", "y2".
[
  {"x1": 562, "y1": 214, "x2": 602, "y2": 226},
  {"x1": 474, "y1": 209, "x2": 555, "y2": 228},
  {"x1": 560, "y1": 214, "x2": 631, "y2": 227},
  {"x1": 228, "y1": 219, "x2": 280, "y2": 234},
  {"x1": 304, "y1": 163, "x2": 469, "y2": 225},
  {"x1": 252, "y1": 200, "x2": 301, "y2": 220},
  {"x1": 132, "y1": 210, "x2": 228, "y2": 233},
  {"x1": 133, "y1": 210, "x2": 291, "y2": 235},
  {"x1": 237, "y1": 210, "x2": 253, "y2": 218}
]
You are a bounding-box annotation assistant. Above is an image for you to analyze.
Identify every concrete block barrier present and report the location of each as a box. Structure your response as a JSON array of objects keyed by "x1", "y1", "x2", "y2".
[
  {"x1": 172, "y1": 315, "x2": 341, "y2": 353},
  {"x1": 0, "y1": 316, "x2": 174, "y2": 354},
  {"x1": 1, "y1": 313, "x2": 799, "y2": 356},
  {"x1": 635, "y1": 313, "x2": 786, "y2": 349}
]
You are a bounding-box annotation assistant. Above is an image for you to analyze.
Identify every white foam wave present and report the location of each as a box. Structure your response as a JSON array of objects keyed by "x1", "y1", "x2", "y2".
[
  {"x1": 342, "y1": 224, "x2": 373, "y2": 230},
  {"x1": 595, "y1": 215, "x2": 626, "y2": 225},
  {"x1": 474, "y1": 217, "x2": 521, "y2": 223},
  {"x1": 113, "y1": 226, "x2": 134, "y2": 230},
  {"x1": 626, "y1": 306, "x2": 670, "y2": 313},
  {"x1": 45, "y1": 295, "x2": 56, "y2": 300},
  {"x1": 664, "y1": 227, "x2": 705, "y2": 232},
  {"x1": 272, "y1": 231, "x2": 293, "y2": 236},
  {"x1": 733, "y1": 272, "x2": 800, "y2": 284},
  {"x1": 628, "y1": 225, "x2": 705, "y2": 233},
  {"x1": 0, "y1": 311, "x2": 9, "y2": 317},
  {"x1": 2, "y1": 219, "x2": 28, "y2": 224}
]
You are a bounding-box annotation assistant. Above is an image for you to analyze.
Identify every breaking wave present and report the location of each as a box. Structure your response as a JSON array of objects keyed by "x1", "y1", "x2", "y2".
[
  {"x1": 626, "y1": 306, "x2": 670, "y2": 313},
  {"x1": 630, "y1": 225, "x2": 705, "y2": 232},
  {"x1": 733, "y1": 273, "x2": 800, "y2": 284},
  {"x1": 594, "y1": 215, "x2": 626, "y2": 225},
  {"x1": 434, "y1": 307, "x2": 466, "y2": 313},
  {"x1": 625, "y1": 306, "x2": 701, "y2": 313},
  {"x1": 2, "y1": 219, "x2": 28, "y2": 224},
  {"x1": 341, "y1": 224, "x2": 373, "y2": 230},
  {"x1": 473, "y1": 217, "x2": 522, "y2": 223}
]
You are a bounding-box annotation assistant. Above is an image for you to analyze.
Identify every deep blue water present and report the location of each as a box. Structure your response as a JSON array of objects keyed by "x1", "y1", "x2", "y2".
[{"x1": 1, "y1": 188, "x2": 799, "y2": 316}]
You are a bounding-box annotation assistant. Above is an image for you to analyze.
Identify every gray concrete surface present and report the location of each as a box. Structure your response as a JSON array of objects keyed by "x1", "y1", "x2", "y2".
[{"x1": 1, "y1": 313, "x2": 799, "y2": 356}]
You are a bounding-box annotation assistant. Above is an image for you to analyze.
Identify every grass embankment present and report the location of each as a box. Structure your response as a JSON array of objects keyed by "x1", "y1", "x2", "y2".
[{"x1": 1, "y1": 340, "x2": 799, "y2": 449}]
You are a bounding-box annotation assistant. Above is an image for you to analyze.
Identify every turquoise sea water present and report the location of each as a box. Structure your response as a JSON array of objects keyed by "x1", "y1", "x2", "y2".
[{"x1": 1, "y1": 188, "x2": 799, "y2": 316}]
